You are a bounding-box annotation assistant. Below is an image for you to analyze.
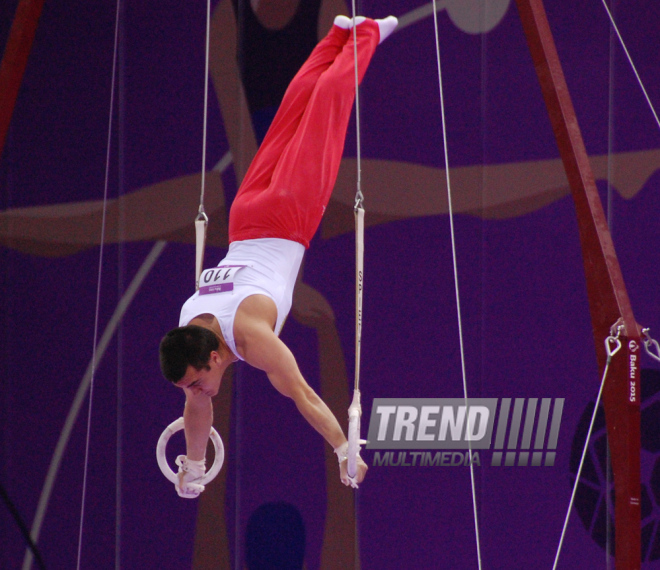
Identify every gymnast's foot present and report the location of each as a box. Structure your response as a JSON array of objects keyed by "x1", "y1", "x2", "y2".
[
  {"x1": 333, "y1": 15, "x2": 368, "y2": 28},
  {"x1": 334, "y1": 16, "x2": 398, "y2": 44},
  {"x1": 333, "y1": 15, "x2": 352, "y2": 29},
  {"x1": 375, "y1": 16, "x2": 398, "y2": 43}
]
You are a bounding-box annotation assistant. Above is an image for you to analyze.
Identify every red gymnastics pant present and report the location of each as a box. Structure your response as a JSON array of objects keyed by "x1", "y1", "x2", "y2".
[{"x1": 228, "y1": 20, "x2": 380, "y2": 248}]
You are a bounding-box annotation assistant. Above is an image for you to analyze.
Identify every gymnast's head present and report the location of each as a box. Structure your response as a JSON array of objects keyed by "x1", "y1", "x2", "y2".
[{"x1": 159, "y1": 325, "x2": 231, "y2": 397}]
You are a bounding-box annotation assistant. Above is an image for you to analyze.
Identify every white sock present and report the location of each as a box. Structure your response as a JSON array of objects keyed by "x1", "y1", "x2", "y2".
[
  {"x1": 333, "y1": 15, "x2": 351, "y2": 29},
  {"x1": 375, "y1": 16, "x2": 398, "y2": 44},
  {"x1": 342, "y1": 15, "x2": 398, "y2": 44}
]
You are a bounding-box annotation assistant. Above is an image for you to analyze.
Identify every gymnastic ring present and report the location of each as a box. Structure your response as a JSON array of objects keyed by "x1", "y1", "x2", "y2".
[{"x1": 156, "y1": 417, "x2": 224, "y2": 485}]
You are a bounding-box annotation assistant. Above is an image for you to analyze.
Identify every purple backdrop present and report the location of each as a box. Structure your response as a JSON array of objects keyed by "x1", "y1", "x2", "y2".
[{"x1": 1, "y1": 0, "x2": 659, "y2": 568}]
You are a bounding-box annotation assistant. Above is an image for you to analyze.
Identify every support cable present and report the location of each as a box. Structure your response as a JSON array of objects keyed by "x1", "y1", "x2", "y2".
[
  {"x1": 553, "y1": 331, "x2": 623, "y2": 569},
  {"x1": 22, "y1": 242, "x2": 167, "y2": 570},
  {"x1": 195, "y1": 0, "x2": 212, "y2": 290},
  {"x1": 24, "y1": 2, "x2": 214, "y2": 567},
  {"x1": 430, "y1": 2, "x2": 482, "y2": 567},
  {"x1": 75, "y1": 1, "x2": 122, "y2": 568},
  {"x1": 599, "y1": 0, "x2": 660, "y2": 131},
  {"x1": 346, "y1": 2, "x2": 366, "y2": 485}
]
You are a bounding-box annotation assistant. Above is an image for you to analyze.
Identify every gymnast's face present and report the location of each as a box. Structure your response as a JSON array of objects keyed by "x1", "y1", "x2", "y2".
[{"x1": 176, "y1": 351, "x2": 227, "y2": 398}]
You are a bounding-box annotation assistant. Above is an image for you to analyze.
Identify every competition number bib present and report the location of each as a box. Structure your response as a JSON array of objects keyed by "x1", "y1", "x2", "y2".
[{"x1": 198, "y1": 265, "x2": 247, "y2": 295}]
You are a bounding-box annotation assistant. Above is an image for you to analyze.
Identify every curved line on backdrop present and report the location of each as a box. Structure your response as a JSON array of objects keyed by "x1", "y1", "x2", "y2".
[
  {"x1": 22, "y1": 150, "x2": 232, "y2": 570},
  {"x1": 22, "y1": 240, "x2": 167, "y2": 570},
  {"x1": 24, "y1": 1, "x2": 219, "y2": 566}
]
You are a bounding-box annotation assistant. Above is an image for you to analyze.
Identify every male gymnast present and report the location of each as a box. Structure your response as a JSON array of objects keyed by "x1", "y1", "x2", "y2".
[{"x1": 159, "y1": 15, "x2": 398, "y2": 497}]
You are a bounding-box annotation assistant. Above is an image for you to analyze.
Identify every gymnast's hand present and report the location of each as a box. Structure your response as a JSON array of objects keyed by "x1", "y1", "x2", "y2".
[
  {"x1": 175, "y1": 455, "x2": 206, "y2": 498},
  {"x1": 339, "y1": 453, "x2": 368, "y2": 488}
]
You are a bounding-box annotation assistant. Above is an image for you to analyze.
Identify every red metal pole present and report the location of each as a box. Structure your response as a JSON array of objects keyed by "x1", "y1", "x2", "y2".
[
  {"x1": 0, "y1": 0, "x2": 46, "y2": 162},
  {"x1": 514, "y1": 0, "x2": 641, "y2": 567}
]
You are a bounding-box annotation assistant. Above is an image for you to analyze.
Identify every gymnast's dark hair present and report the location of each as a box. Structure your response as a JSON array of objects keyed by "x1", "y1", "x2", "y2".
[{"x1": 159, "y1": 325, "x2": 220, "y2": 383}]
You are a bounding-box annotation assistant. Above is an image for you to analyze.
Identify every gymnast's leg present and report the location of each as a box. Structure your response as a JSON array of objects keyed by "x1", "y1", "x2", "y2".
[
  {"x1": 229, "y1": 18, "x2": 392, "y2": 246},
  {"x1": 266, "y1": 19, "x2": 381, "y2": 245},
  {"x1": 233, "y1": 22, "x2": 351, "y2": 208}
]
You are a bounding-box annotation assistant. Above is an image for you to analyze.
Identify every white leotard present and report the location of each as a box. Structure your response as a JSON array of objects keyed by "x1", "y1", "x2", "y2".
[{"x1": 179, "y1": 238, "x2": 305, "y2": 361}]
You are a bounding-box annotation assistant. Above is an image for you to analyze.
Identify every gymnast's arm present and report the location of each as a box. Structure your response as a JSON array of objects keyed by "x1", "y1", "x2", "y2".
[
  {"x1": 182, "y1": 388, "x2": 213, "y2": 462},
  {"x1": 235, "y1": 295, "x2": 348, "y2": 452}
]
